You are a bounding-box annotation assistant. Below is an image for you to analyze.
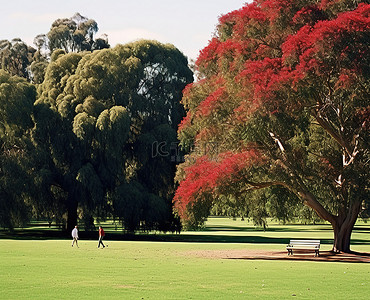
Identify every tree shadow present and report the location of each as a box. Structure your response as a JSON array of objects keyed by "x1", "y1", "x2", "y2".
[
  {"x1": 203, "y1": 224, "x2": 370, "y2": 234},
  {"x1": 1, "y1": 225, "x2": 369, "y2": 246},
  {"x1": 204, "y1": 225, "x2": 324, "y2": 233},
  {"x1": 108, "y1": 233, "x2": 370, "y2": 246},
  {"x1": 226, "y1": 250, "x2": 370, "y2": 263}
]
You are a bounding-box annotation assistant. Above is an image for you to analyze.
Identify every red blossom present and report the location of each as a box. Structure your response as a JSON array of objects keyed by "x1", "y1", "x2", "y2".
[
  {"x1": 283, "y1": 3, "x2": 370, "y2": 76},
  {"x1": 335, "y1": 69, "x2": 357, "y2": 90},
  {"x1": 175, "y1": 1, "x2": 370, "y2": 223},
  {"x1": 178, "y1": 111, "x2": 193, "y2": 132},
  {"x1": 216, "y1": 40, "x2": 244, "y2": 56},
  {"x1": 237, "y1": 58, "x2": 295, "y2": 107},
  {"x1": 218, "y1": 9, "x2": 240, "y2": 25},
  {"x1": 196, "y1": 86, "x2": 226, "y2": 117},
  {"x1": 182, "y1": 82, "x2": 195, "y2": 99},
  {"x1": 259, "y1": 0, "x2": 301, "y2": 21},
  {"x1": 231, "y1": 2, "x2": 268, "y2": 38},
  {"x1": 196, "y1": 38, "x2": 220, "y2": 70},
  {"x1": 174, "y1": 149, "x2": 263, "y2": 218}
]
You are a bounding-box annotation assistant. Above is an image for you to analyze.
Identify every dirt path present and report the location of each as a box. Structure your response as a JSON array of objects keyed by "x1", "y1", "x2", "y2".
[{"x1": 184, "y1": 249, "x2": 370, "y2": 263}]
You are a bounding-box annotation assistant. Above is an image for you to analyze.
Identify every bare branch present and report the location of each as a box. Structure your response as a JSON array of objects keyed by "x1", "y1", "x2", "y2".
[{"x1": 269, "y1": 132, "x2": 285, "y2": 153}]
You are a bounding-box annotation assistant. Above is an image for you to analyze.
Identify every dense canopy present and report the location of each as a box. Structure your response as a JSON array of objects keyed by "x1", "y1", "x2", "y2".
[
  {"x1": 33, "y1": 40, "x2": 193, "y2": 232},
  {"x1": 174, "y1": 0, "x2": 369, "y2": 252},
  {"x1": 0, "y1": 35, "x2": 192, "y2": 233},
  {"x1": 0, "y1": 70, "x2": 36, "y2": 228}
]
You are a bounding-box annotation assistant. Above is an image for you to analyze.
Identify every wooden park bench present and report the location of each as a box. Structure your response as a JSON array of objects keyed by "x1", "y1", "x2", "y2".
[{"x1": 286, "y1": 240, "x2": 320, "y2": 257}]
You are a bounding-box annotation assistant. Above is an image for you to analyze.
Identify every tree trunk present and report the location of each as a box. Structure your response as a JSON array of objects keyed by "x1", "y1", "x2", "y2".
[
  {"x1": 332, "y1": 221, "x2": 353, "y2": 253},
  {"x1": 298, "y1": 189, "x2": 362, "y2": 253},
  {"x1": 331, "y1": 200, "x2": 361, "y2": 253},
  {"x1": 66, "y1": 193, "x2": 78, "y2": 234}
]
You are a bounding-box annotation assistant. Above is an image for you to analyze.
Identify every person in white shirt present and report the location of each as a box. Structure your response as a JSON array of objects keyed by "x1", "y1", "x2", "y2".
[{"x1": 71, "y1": 225, "x2": 79, "y2": 248}]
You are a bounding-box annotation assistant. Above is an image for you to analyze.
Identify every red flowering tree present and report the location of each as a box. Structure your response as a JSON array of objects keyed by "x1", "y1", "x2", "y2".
[{"x1": 174, "y1": 0, "x2": 369, "y2": 252}]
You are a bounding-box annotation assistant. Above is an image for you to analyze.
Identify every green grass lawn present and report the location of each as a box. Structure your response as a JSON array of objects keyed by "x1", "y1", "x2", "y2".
[{"x1": 1, "y1": 218, "x2": 369, "y2": 299}]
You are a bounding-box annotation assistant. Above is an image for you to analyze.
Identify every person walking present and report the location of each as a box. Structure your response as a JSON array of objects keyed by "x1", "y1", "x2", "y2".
[
  {"x1": 71, "y1": 225, "x2": 79, "y2": 248},
  {"x1": 97, "y1": 226, "x2": 105, "y2": 248}
]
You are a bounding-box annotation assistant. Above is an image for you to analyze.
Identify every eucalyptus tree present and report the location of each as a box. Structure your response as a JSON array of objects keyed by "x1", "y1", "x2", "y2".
[
  {"x1": 0, "y1": 70, "x2": 36, "y2": 228},
  {"x1": 33, "y1": 40, "x2": 192, "y2": 232},
  {"x1": 47, "y1": 13, "x2": 109, "y2": 53},
  {"x1": 174, "y1": 0, "x2": 369, "y2": 252},
  {"x1": 0, "y1": 39, "x2": 35, "y2": 80}
]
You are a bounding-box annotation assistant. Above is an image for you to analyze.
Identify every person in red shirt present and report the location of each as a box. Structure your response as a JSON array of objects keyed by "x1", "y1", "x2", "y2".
[{"x1": 98, "y1": 226, "x2": 106, "y2": 248}]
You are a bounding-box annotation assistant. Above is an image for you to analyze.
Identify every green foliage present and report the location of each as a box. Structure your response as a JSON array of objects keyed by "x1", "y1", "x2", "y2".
[
  {"x1": 32, "y1": 40, "x2": 192, "y2": 232},
  {"x1": 0, "y1": 71, "x2": 36, "y2": 228},
  {"x1": 30, "y1": 51, "x2": 48, "y2": 84},
  {"x1": 46, "y1": 13, "x2": 108, "y2": 53},
  {"x1": 0, "y1": 15, "x2": 191, "y2": 231},
  {"x1": 0, "y1": 39, "x2": 35, "y2": 80},
  {"x1": 1, "y1": 13, "x2": 110, "y2": 85},
  {"x1": 112, "y1": 181, "x2": 168, "y2": 232}
]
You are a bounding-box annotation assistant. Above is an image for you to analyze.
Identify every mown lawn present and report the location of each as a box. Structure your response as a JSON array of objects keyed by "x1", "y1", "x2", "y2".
[{"x1": 1, "y1": 218, "x2": 369, "y2": 299}]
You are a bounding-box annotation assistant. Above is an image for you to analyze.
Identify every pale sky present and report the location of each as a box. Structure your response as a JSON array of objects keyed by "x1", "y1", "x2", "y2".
[{"x1": 1, "y1": 0, "x2": 249, "y2": 61}]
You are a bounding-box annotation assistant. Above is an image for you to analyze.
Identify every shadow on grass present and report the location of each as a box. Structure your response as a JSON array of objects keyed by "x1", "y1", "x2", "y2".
[
  {"x1": 202, "y1": 225, "x2": 370, "y2": 235},
  {"x1": 204, "y1": 225, "x2": 325, "y2": 233},
  {"x1": 225, "y1": 250, "x2": 370, "y2": 263},
  {"x1": 1, "y1": 229, "x2": 369, "y2": 246}
]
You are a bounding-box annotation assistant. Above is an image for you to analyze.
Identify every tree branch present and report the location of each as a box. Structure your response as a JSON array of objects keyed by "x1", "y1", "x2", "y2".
[
  {"x1": 269, "y1": 131, "x2": 285, "y2": 153},
  {"x1": 314, "y1": 112, "x2": 349, "y2": 152},
  {"x1": 297, "y1": 189, "x2": 336, "y2": 224},
  {"x1": 243, "y1": 180, "x2": 294, "y2": 193}
]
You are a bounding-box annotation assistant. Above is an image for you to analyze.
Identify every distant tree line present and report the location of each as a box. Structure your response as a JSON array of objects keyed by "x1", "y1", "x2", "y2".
[{"x1": 0, "y1": 13, "x2": 109, "y2": 84}]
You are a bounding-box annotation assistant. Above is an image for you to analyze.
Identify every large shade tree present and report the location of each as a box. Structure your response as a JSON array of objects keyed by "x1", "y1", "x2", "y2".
[
  {"x1": 174, "y1": 0, "x2": 369, "y2": 252},
  {"x1": 0, "y1": 71, "x2": 36, "y2": 228},
  {"x1": 33, "y1": 40, "x2": 192, "y2": 232}
]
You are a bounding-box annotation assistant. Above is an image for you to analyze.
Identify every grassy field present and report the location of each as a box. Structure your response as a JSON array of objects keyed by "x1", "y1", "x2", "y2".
[{"x1": 1, "y1": 218, "x2": 369, "y2": 299}]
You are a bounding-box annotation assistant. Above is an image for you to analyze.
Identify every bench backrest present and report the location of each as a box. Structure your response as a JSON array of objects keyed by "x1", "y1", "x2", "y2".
[{"x1": 289, "y1": 239, "x2": 320, "y2": 245}]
